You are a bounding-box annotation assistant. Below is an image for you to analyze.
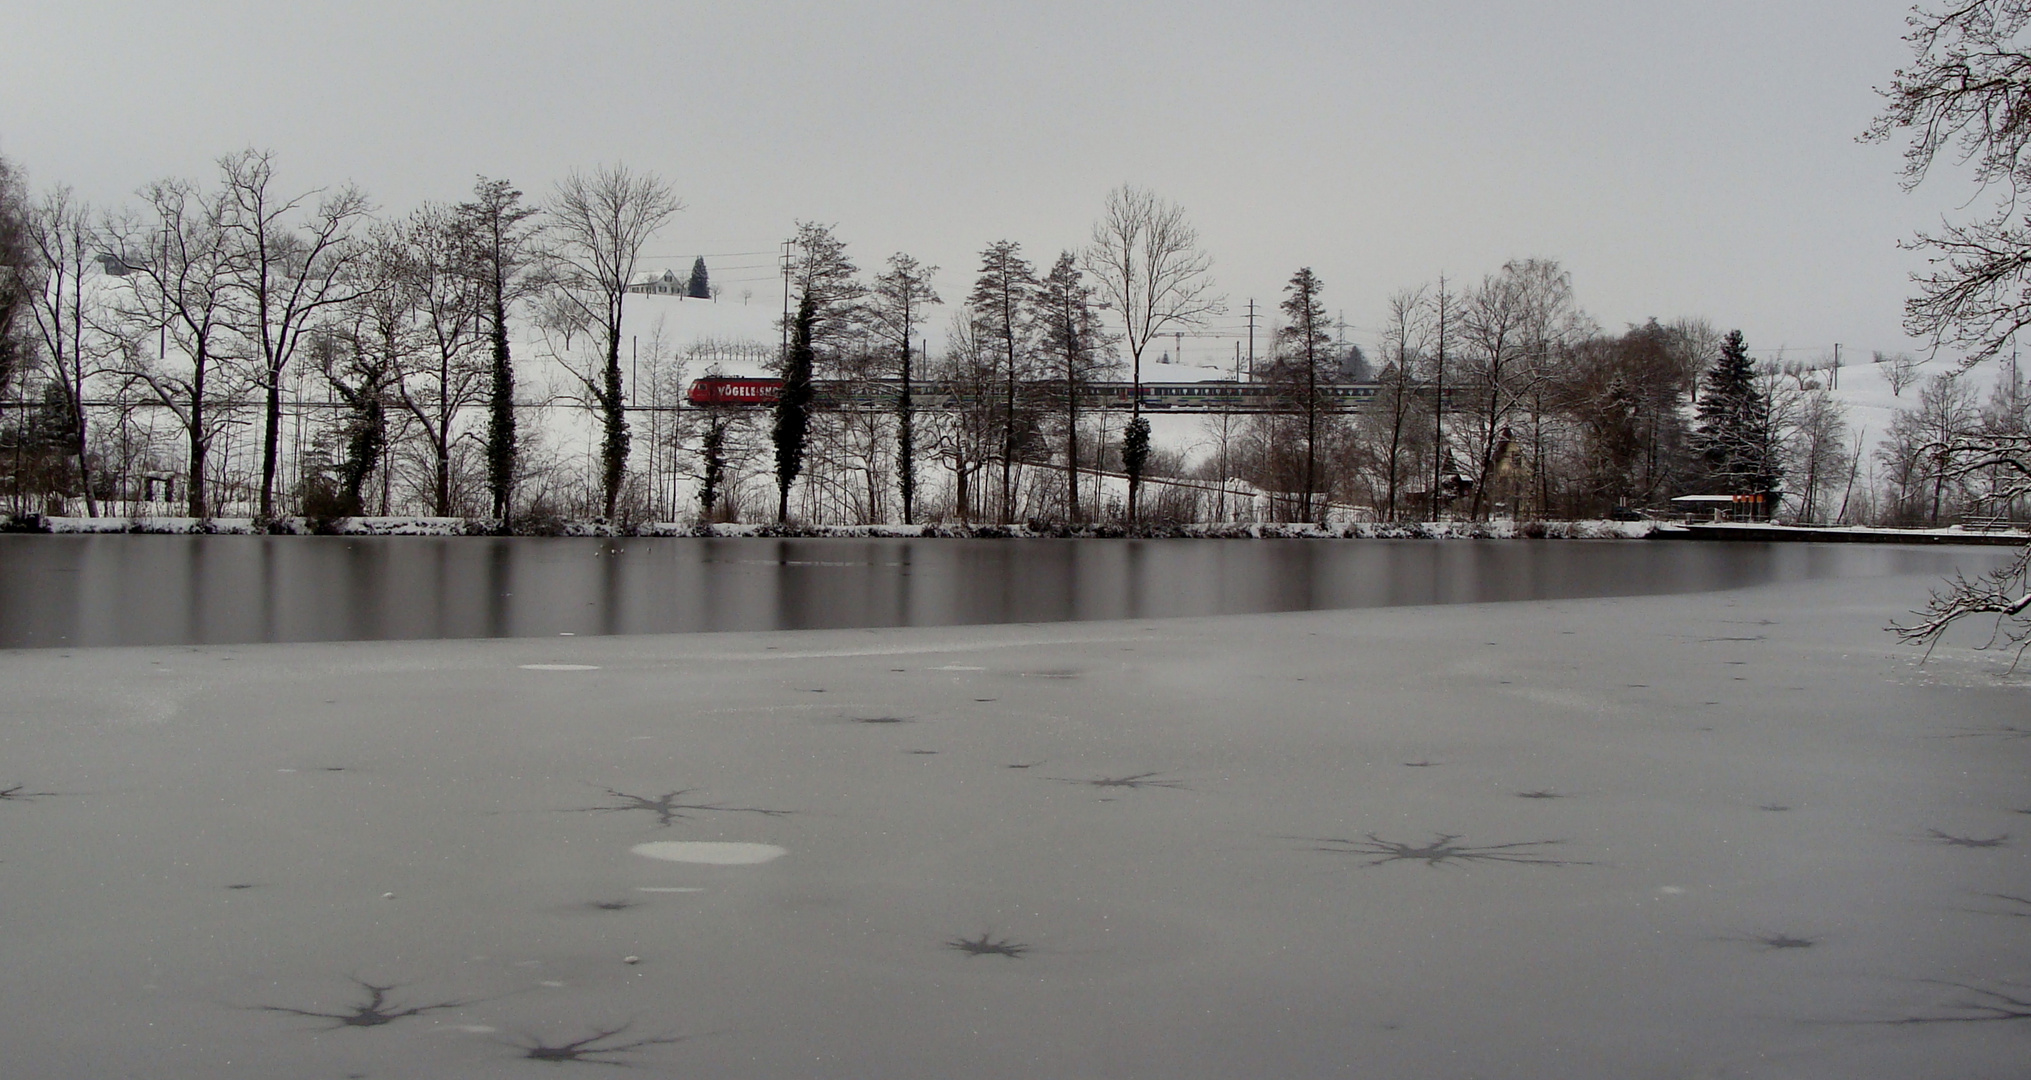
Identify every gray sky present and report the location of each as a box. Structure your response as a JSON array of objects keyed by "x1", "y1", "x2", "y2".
[{"x1": 0, "y1": 1, "x2": 1951, "y2": 366}]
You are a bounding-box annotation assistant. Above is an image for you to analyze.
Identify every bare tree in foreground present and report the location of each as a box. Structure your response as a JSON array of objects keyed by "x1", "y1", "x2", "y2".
[{"x1": 1871, "y1": 0, "x2": 2031, "y2": 655}]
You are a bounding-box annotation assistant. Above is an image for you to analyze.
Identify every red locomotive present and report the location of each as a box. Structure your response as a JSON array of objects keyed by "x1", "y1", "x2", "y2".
[{"x1": 686, "y1": 377, "x2": 783, "y2": 406}]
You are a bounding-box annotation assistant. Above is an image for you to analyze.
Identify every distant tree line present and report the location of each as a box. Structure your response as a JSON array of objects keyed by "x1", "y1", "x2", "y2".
[{"x1": 3, "y1": 152, "x2": 2020, "y2": 533}]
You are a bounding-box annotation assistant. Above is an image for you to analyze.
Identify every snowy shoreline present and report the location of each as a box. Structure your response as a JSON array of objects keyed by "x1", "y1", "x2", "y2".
[
  {"x1": 7, "y1": 513, "x2": 1666, "y2": 540},
  {"x1": 14, "y1": 513, "x2": 2030, "y2": 545}
]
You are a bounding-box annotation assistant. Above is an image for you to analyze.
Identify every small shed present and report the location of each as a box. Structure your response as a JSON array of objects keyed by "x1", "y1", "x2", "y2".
[{"x1": 1670, "y1": 493, "x2": 1775, "y2": 522}]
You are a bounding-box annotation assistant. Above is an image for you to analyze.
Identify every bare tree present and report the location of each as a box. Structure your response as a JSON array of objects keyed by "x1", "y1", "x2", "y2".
[
  {"x1": 1788, "y1": 386, "x2": 1850, "y2": 523},
  {"x1": 1876, "y1": 349, "x2": 1924, "y2": 396},
  {"x1": 1866, "y1": 1, "x2": 2031, "y2": 364},
  {"x1": 1370, "y1": 286, "x2": 1432, "y2": 522},
  {"x1": 1876, "y1": 372, "x2": 1976, "y2": 523},
  {"x1": 1664, "y1": 317, "x2": 1721, "y2": 403},
  {"x1": 1083, "y1": 185, "x2": 1223, "y2": 519},
  {"x1": 544, "y1": 164, "x2": 681, "y2": 520},
  {"x1": 1868, "y1": 1, "x2": 2031, "y2": 652},
  {"x1": 865, "y1": 253, "x2": 939, "y2": 523},
  {"x1": 104, "y1": 177, "x2": 241, "y2": 518},
  {"x1": 381, "y1": 206, "x2": 489, "y2": 516},
  {"x1": 1456, "y1": 260, "x2": 1578, "y2": 519},
  {"x1": 23, "y1": 187, "x2": 108, "y2": 516},
  {"x1": 217, "y1": 149, "x2": 373, "y2": 520},
  {"x1": 930, "y1": 309, "x2": 999, "y2": 522}
]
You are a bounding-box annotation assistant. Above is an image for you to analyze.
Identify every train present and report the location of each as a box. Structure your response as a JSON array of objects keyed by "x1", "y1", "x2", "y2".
[{"x1": 686, "y1": 376, "x2": 1402, "y2": 411}]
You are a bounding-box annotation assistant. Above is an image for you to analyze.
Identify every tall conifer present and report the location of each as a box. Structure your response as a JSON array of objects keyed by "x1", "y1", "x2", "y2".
[{"x1": 1693, "y1": 330, "x2": 1781, "y2": 502}]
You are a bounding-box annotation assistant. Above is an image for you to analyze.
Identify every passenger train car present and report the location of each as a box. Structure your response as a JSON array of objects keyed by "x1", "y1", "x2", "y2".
[{"x1": 687, "y1": 376, "x2": 1394, "y2": 411}]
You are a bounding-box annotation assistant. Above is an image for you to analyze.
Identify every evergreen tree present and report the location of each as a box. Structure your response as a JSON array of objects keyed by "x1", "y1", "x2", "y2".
[
  {"x1": 774, "y1": 293, "x2": 818, "y2": 522},
  {"x1": 1274, "y1": 267, "x2": 1333, "y2": 524},
  {"x1": 687, "y1": 256, "x2": 710, "y2": 299},
  {"x1": 698, "y1": 413, "x2": 728, "y2": 519},
  {"x1": 771, "y1": 222, "x2": 860, "y2": 522},
  {"x1": 460, "y1": 177, "x2": 540, "y2": 523},
  {"x1": 0, "y1": 153, "x2": 30, "y2": 401},
  {"x1": 545, "y1": 165, "x2": 682, "y2": 522},
  {"x1": 1037, "y1": 252, "x2": 1113, "y2": 522},
  {"x1": 1693, "y1": 330, "x2": 1781, "y2": 503},
  {"x1": 1121, "y1": 416, "x2": 1151, "y2": 518},
  {"x1": 311, "y1": 329, "x2": 394, "y2": 518},
  {"x1": 967, "y1": 240, "x2": 1039, "y2": 523}
]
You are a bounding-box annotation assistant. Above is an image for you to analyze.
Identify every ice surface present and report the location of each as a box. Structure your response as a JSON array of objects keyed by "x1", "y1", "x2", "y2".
[{"x1": 0, "y1": 568, "x2": 2026, "y2": 1078}]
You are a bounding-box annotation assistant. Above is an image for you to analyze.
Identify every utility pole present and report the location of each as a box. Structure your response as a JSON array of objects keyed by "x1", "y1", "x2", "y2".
[
  {"x1": 1245, "y1": 299, "x2": 1257, "y2": 380},
  {"x1": 779, "y1": 238, "x2": 794, "y2": 362},
  {"x1": 1431, "y1": 275, "x2": 1449, "y2": 523},
  {"x1": 1831, "y1": 342, "x2": 1839, "y2": 389}
]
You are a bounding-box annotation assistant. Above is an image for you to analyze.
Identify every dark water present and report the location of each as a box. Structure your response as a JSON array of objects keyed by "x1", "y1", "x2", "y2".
[{"x1": 0, "y1": 534, "x2": 2006, "y2": 648}]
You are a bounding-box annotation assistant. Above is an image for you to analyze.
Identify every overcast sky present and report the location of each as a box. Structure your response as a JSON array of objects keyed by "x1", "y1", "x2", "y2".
[{"x1": 0, "y1": 1, "x2": 1957, "y2": 367}]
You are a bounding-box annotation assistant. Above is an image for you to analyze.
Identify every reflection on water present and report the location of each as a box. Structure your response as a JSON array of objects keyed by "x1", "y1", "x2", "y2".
[{"x1": 0, "y1": 534, "x2": 2006, "y2": 648}]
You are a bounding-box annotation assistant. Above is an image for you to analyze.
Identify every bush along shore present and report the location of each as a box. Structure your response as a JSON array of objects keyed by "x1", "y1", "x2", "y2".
[{"x1": 2, "y1": 512, "x2": 1662, "y2": 540}]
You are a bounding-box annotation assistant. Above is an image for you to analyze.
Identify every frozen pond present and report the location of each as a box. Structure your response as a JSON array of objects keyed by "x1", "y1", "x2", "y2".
[
  {"x1": 1, "y1": 570, "x2": 2025, "y2": 1078},
  {"x1": 0, "y1": 534, "x2": 2003, "y2": 647}
]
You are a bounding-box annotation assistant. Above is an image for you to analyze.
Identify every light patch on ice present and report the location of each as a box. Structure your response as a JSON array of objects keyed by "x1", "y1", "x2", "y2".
[
  {"x1": 636, "y1": 886, "x2": 706, "y2": 893},
  {"x1": 539, "y1": 980, "x2": 565, "y2": 987},
  {"x1": 452, "y1": 1024, "x2": 497, "y2": 1034},
  {"x1": 632, "y1": 841, "x2": 786, "y2": 865},
  {"x1": 1658, "y1": 886, "x2": 1686, "y2": 895},
  {"x1": 935, "y1": 664, "x2": 985, "y2": 671},
  {"x1": 519, "y1": 663, "x2": 601, "y2": 671},
  {"x1": 679, "y1": 632, "x2": 1135, "y2": 664}
]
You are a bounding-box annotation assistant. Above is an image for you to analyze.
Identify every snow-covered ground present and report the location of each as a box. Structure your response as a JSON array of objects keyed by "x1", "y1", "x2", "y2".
[
  {"x1": 1, "y1": 565, "x2": 2025, "y2": 1078},
  {"x1": 1795, "y1": 350, "x2": 2015, "y2": 474}
]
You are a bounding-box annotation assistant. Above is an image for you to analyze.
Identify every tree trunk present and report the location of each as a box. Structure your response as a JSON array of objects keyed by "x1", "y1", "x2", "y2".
[
  {"x1": 899, "y1": 336, "x2": 915, "y2": 524},
  {"x1": 487, "y1": 290, "x2": 516, "y2": 522},
  {"x1": 1067, "y1": 368, "x2": 1081, "y2": 523},
  {"x1": 600, "y1": 331, "x2": 628, "y2": 521},
  {"x1": 186, "y1": 396, "x2": 208, "y2": 519},
  {"x1": 259, "y1": 361, "x2": 283, "y2": 519}
]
